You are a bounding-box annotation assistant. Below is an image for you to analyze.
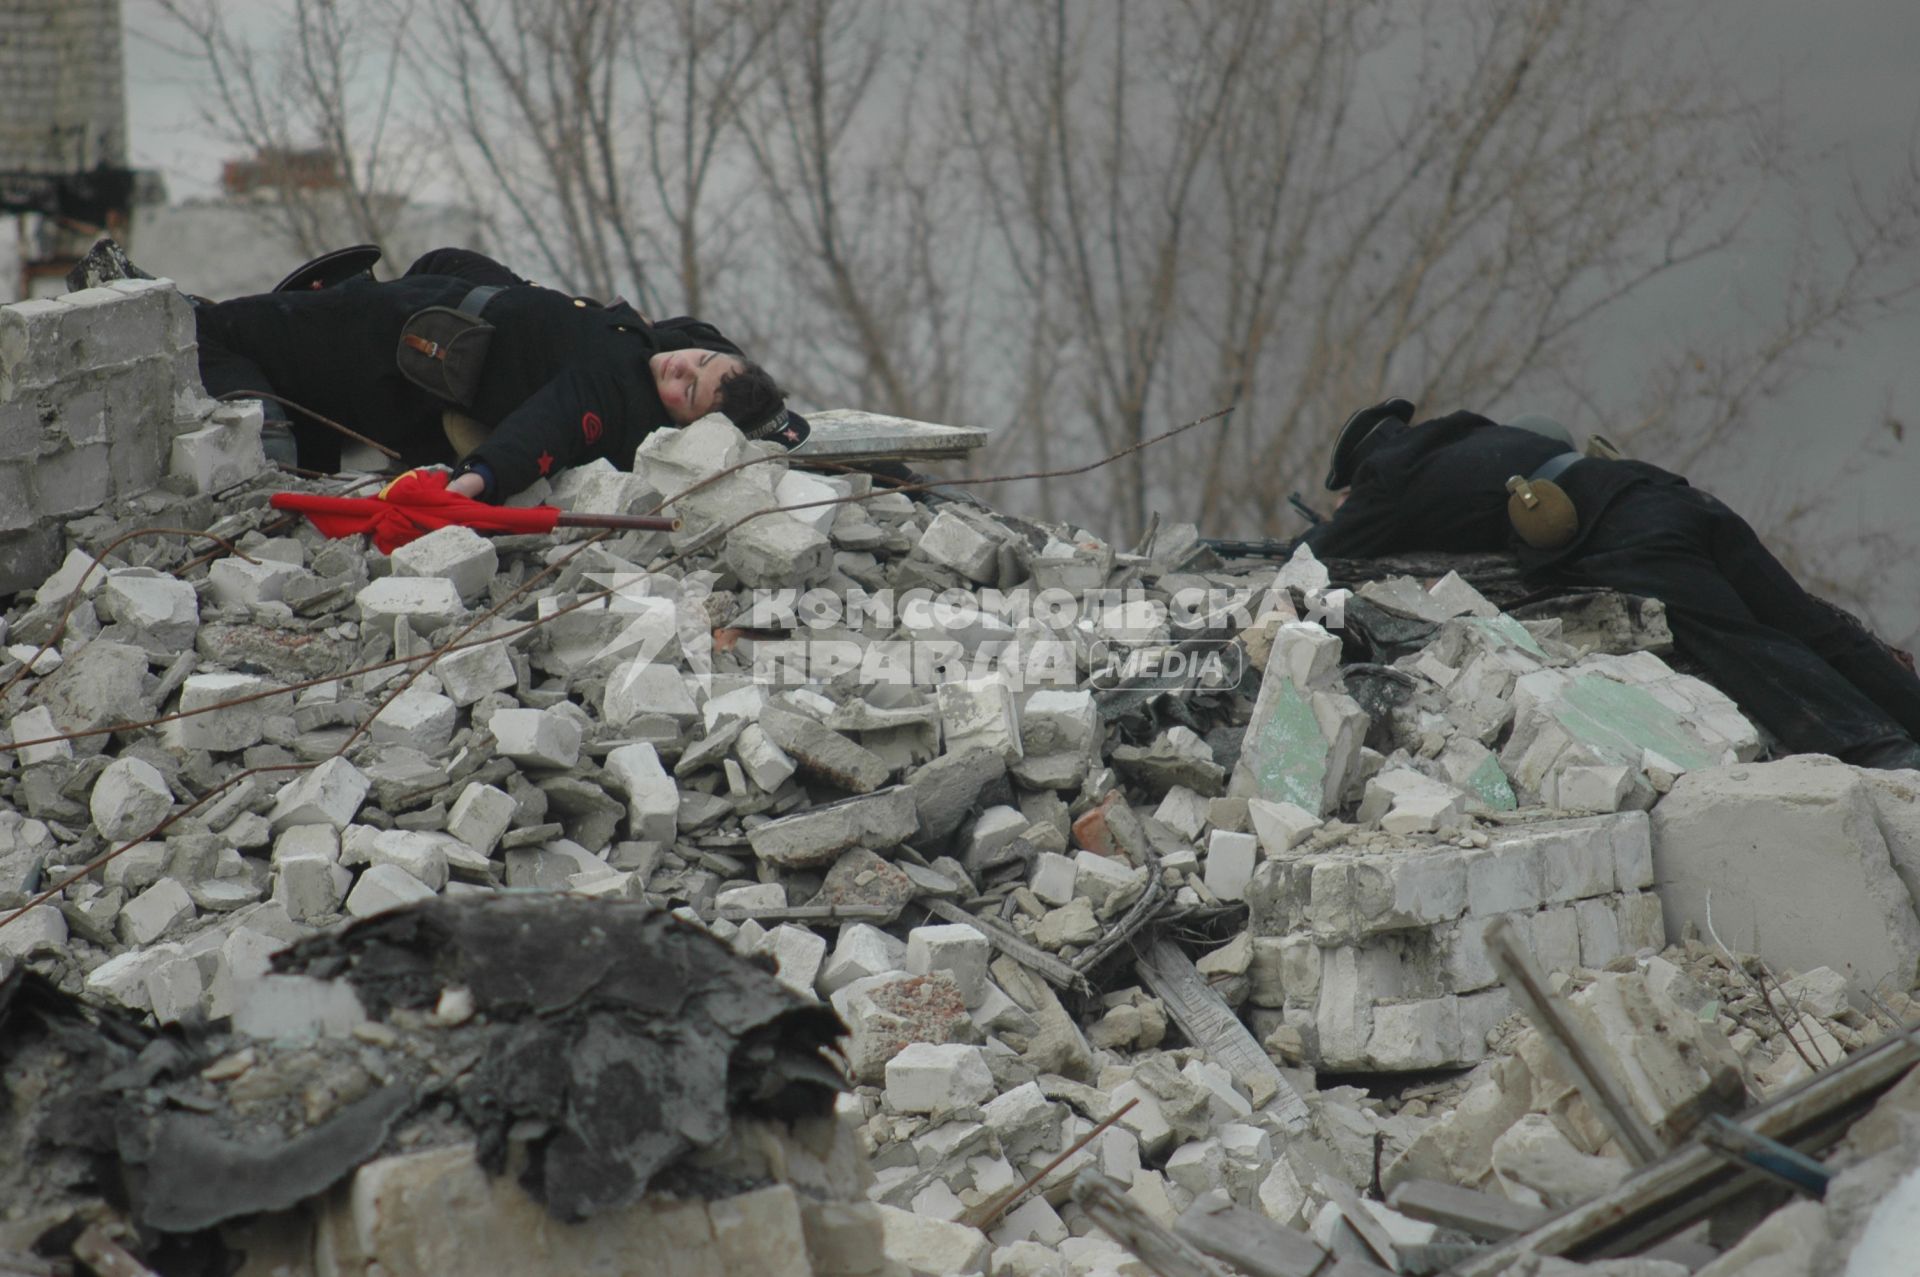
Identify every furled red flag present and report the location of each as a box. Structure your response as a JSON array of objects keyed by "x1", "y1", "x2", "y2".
[{"x1": 271, "y1": 469, "x2": 562, "y2": 553}]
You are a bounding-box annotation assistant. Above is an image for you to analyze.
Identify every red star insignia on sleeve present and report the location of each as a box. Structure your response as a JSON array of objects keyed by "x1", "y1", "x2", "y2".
[{"x1": 537, "y1": 451, "x2": 555, "y2": 475}]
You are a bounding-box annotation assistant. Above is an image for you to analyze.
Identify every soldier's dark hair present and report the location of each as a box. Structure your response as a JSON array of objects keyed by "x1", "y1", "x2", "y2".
[{"x1": 715, "y1": 360, "x2": 787, "y2": 435}]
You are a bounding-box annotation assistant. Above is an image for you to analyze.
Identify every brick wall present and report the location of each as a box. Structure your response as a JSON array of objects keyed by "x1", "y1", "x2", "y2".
[
  {"x1": 0, "y1": 279, "x2": 250, "y2": 594},
  {"x1": 0, "y1": 0, "x2": 126, "y2": 175}
]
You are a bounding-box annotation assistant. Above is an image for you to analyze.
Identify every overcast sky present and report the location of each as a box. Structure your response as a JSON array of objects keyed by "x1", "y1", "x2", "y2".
[{"x1": 119, "y1": 0, "x2": 1920, "y2": 636}]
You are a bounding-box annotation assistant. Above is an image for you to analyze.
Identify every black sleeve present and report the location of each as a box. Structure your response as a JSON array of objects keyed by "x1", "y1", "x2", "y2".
[
  {"x1": 463, "y1": 364, "x2": 648, "y2": 500},
  {"x1": 403, "y1": 248, "x2": 529, "y2": 287},
  {"x1": 1298, "y1": 464, "x2": 1409, "y2": 560}
]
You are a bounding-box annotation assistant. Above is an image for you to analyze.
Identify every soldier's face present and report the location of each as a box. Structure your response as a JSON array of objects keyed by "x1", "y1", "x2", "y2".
[{"x1": 651, "y1": 349, "x2": 745, "y2": 424}]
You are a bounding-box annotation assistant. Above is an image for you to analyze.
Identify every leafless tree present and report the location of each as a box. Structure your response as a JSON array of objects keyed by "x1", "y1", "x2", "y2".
[
  {"x1": 142, "y1": 0, "x2": 422, "y2": 254},
  {"x1": 402, "y1": 0, "x2": 780, "y2": 311},
  {"x1": 941, "y1": 0, "x2": 1920, "y2": 554}
]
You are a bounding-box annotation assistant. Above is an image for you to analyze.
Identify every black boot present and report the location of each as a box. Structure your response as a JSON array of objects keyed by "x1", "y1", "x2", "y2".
[{"x1": 65, "y1": 237, "x2": 155, "y2": 292}]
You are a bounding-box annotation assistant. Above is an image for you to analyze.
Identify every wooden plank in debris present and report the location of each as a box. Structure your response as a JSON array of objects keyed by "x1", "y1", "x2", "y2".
[
  {"x1": 923, "y1": 898, "x2": 1090, "y2": 994},
  {"x1": 1135, "y1": 939, "x2": 1312, "y2": 1134},
  {"x1": 1483, "y1": 915, "x2": 1665, "y2": 1165},
  {"x1": 1450, "y1": 1034, "x2": 1920, "y2": 1273},
  {"x1": 1385, "y1": 1179, "x2": 1548, "y2": 1241}
]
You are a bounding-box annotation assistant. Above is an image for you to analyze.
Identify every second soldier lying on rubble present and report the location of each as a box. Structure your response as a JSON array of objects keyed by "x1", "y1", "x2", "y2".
[
  {"x1": 1302, "y1": 398, "x2": 1920, "y2": 771},
  {"x1": 76, "y1": 239, "x2": 799, "y2": 503}
]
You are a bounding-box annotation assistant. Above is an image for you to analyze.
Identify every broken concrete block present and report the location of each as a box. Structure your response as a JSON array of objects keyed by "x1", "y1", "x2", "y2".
[
  {"x1": 0, "y1": 903, "x2": 66, "y2": 957},
  {"x1": 1030, "y1": 851, "x2": 1078, "y2": 907},
  {"x1": 1020, "y1": 689, "x2": 1099, "y2": 758},
  {"x1": 1351, "y1": 847, "x2": 1468, "y2": 933},
  {"x1": 602, "y1": 658, "x2": 697, "y2": 729},
  {"x1": 885, "y1": 1041, "x2": 998, "y2": 1113},
  {"x1": 1273, "y1": 621, "x2": 1343, "y2": 690},
  {"x1": 343, "y1": 1142, "x2": 823, "y2": 1276},
  {"x1": 355, "y1": 576, "x2": 466, "y2": 635},
  {"x1": 1247, "y1": 797, "x2": 1319, "y2": 856},
  {"x1": 938, "y1": 676, "x2": 1023, "y2": 764},
  {"x1": 9, "y1": 704, "x2": 71, "y2": 766},
  {"x1": 963, "y1": 804, "x2": 1029, "y2": 876},
  {"x1": 815, "y1": 847, "x2": 916, "y2": 920},
  {"x1": 1228, "y1": 654, "x2": 1367, "y2": 816},
  {"x1": 367, "y1": 830, "x2": 451, "y2": 890},
  {"x1": 907, "y1": 747, "x2": 1008, "y2": 847},
  {"x1": 1571, "y1": 970, "x2": 1747, "y2": 1142},
  {"x1": 1073, "y1": 851, "x2": 1146, "y2": 912},
  {"x1": 433, "y1": 640, "x2": 518, "y2": 707},
  {"x1": 491, "y1": 707, "x2": 583, "y2": 769},
  {"x1": 1153, "y1": 786, "x2": 1211, "y2": 841},
  {"x1": 832, "y1": 970, "x2": 977, "y2": 1083},
  {"x1": 906, "y1": 924, "x2": 992, "y2": 1007},
  {"x1": 917, "y1": 510, "x2": 999, "y2": 583},
  {"x1": 603, "y1": 743, "x2": 680, "y2": 844},
  {"x1": 99, "y1": 571, "x2": 199, "y2": 646},
  {"x1": 982, "y1": 1082, "x2": 1064, "y2": 1164},
  {"x1": 447, "y1": 783, "x2": 516, "y2": 856},
  {"x1": 1367, "y1": 996, "x2": 1463, "y2": 1071},
  {"x1": 171, "y1": 412, "x2": 266, "y2": 494},
  {"x1": 208, "y1": 556, "x2": 302, "y2": 609},
  {"x1": 734, "y1": 723, "x2": 797, "y2": 792},
  {"x1": 345, "y1": 862, "x2": 439, "y2": 917},
  {"x1": 90, "y1": 757, "x2": 174, "y2": 841},
  {"x1": 1035, "y1": 898, "x2": 1100, "y2": 949},
  {"x1": 877, "y1": 1203, "x2": 992, "y2": 1276},
  {"x1": 143, "y1": 948, "x2": 206, "y2": 1025},
  {"x1": 818, "y1": 922, "x2": 909, "y2": 996},
  {"x1": 118, "y1": 877, "x2": 195, "y2": 946},
  {"x1": 369, "y1": 686, "x2": 459, "y2": 754},
  {"x1": 760, "y1": 704, "x2": 890, "y2": 793},
  {"x1": 758, "y1": 923, "x2": 829, "y2": 997},
  {"x1": 1204, "y1": 830, "x2": 1259, "y2": 902},
  {"x1": 747, "y1": 786, "x2": 918, "y2": 868},
  {"x1": 1428, "y1": 571, "x2": 1500, "y2": 619},
  {"x1": 270, "y1": 757, "x2": 371, "y2": 832},
  {"x1": 390, "y1": 523, "x2": 499, "y2": 603},
  {"x1": 725, "y1": 512, "x2": 833, "y2": 589},
  {"x1": 1652, "y1": 757, "x2": 1920, "y2": 996},
  {"x1": 1556, "y1": 764, "x2": 1634, "y2": 813},
  {"x1": 1464, "y1": 839, "x2": 1547, "y2": 917},
  {"x1": 273, "y1": 846, "x2": 353, "y2": 922},
  {"x1": 1357, "y1": 768, "x2": 1468, "y2": 835},
  {"x1": 169, "y1": 671, "x2": 280, "y2": 751}
]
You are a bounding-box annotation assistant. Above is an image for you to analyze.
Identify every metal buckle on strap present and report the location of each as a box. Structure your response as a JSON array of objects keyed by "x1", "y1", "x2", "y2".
[{"x1": 1530, "y1": 451, "x2": 1584, "y2": 484}]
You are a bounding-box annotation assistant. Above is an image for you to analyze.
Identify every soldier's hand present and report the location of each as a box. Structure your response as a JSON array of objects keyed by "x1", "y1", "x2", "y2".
[{"x1": 447, "y1": 472, "x2": 487, "y2": 500}]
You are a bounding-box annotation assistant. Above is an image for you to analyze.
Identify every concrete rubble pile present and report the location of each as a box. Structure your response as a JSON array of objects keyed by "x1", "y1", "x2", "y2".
[{"x1": 5, "y1": 280, "x2": 1920, "y2": 1275}]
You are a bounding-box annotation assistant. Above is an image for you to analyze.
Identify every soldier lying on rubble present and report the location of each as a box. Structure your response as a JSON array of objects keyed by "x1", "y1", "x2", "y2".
[
  {"x1": 76, "y1": 239, "x2": 796, "y2": 503},
  {"x1": 1303, "y1": 398, "x2": 1920, "y2": 771}
]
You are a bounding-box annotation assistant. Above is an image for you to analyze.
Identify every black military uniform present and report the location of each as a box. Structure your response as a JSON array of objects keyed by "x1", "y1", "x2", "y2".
[
  {"x1": 1304, "y1": 407, "x2": 1920, "y2": 767},
  {"x1": 194, "y1": 249, "x2": 742, "y2": 501}
]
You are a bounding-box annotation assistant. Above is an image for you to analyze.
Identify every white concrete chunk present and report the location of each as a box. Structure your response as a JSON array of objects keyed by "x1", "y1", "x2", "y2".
[
  {"x1": 884, "y1": 1042, "x2": 997, "y2": 1113},
  {"x1": 490, "y1": 707, "x2": 583, "y2": 768},
  {"x1": 90, "y1": 757, "x2": 174, "y2": 841}
]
